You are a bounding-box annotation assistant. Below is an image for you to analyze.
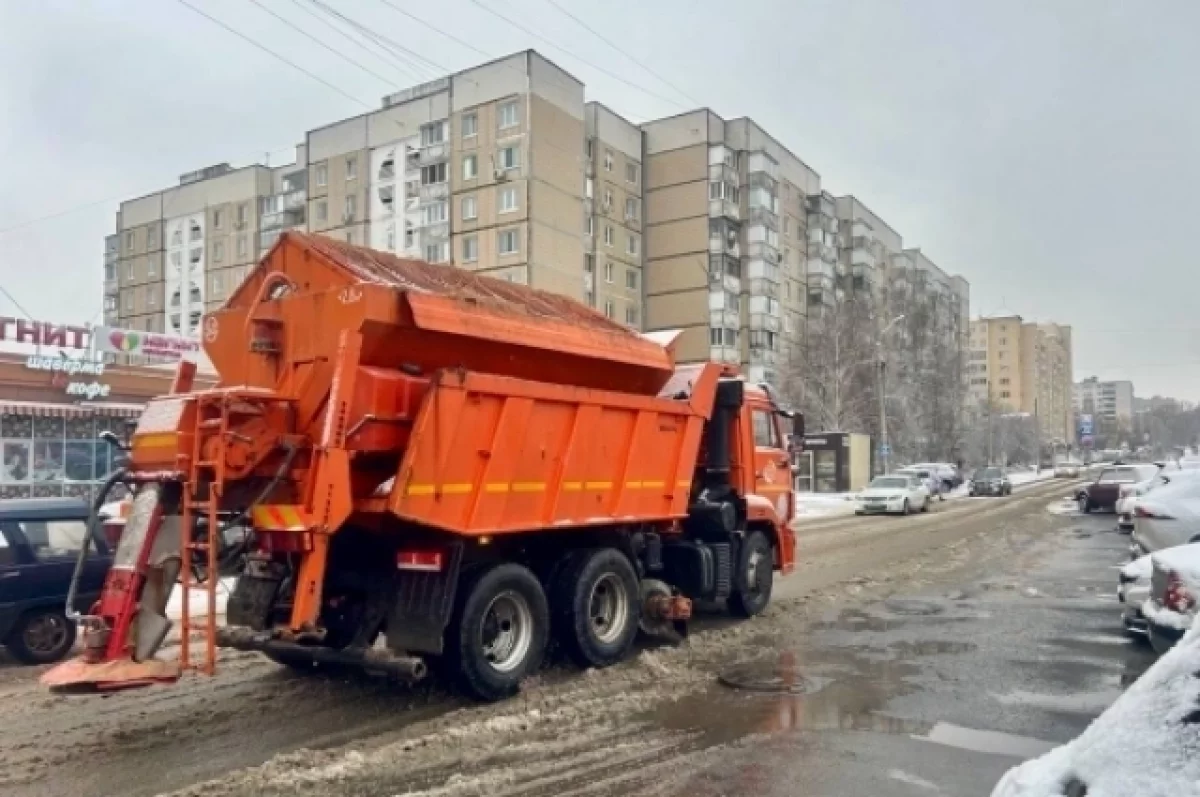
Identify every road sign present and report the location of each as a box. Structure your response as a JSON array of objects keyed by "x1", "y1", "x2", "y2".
[
  {"x1": 878, "y1": 443, "x2": 891, "y2": 457},
  {"x1": 1078, "y1": 414, "x2": 1094, "y2": 437}
]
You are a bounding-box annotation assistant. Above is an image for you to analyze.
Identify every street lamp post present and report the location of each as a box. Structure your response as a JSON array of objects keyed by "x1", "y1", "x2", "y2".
[{"x1": 877, "y1": 314, "x2": 905, "y2": 475}]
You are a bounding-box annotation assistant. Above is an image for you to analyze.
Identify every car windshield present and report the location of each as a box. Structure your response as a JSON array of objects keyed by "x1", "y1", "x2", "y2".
[
  {"x1": 870, "y1": 477, "x2": 909, "y2": 489},
  {"x1": 975, "y1": 468, "x2": 1002, "y2": 479}
]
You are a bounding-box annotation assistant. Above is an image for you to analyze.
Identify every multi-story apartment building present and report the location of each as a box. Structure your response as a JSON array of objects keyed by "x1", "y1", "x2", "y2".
[
  {"x1": 804, "y1": 192, "x2": 840, "y2": 310},
  {"x1": 836, "y1": 195, "x2": 902, "y2": 296},
  {"x1": 642, "y1": 110, "x2": 818, "y2": 385},
  {"x1": 110, "y1": 161, "x2": 294, "y2": 335},
  {"x1": 969, "y1": 315, "x2": 1074, "y2": 443},
  {"x1": 584, "y1": 102, "x2": 643, "y2": 325},
  {"x1": 306, "y1": 51, "x2": 604, "y2": 303},
  {"x1": 1074, "y1": 377, "x2": 1135, "y2": 425}
]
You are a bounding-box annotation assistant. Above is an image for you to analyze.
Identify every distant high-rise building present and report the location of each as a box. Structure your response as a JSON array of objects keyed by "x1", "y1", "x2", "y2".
[{"x1": 1074, "y1": 377, "x2": 1135, "y2": 426}]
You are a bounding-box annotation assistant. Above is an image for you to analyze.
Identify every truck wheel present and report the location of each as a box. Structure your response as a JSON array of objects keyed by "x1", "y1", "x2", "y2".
[
  {"x1": 7, "y1": 608, "x2": 76, "y2": 665},
  {"x1": 551, "y1": 548, "x2": 640, "y2": 669},
  {"x1": 729, "y1": 531, "x2": 773, "y2": 618},
  {"x1": 447, "y1": 562, "x2": 549, "y2": 702}
]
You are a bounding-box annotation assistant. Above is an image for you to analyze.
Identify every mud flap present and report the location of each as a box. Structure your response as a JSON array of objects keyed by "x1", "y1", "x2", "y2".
[{"x1": 385, "y1": 542, "x2": 463, "y2": 656}]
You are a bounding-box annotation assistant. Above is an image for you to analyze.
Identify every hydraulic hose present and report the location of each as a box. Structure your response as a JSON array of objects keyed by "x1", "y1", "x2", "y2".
[{"x1": 65, "y1": 468, "x2": 129, "y2": 622}]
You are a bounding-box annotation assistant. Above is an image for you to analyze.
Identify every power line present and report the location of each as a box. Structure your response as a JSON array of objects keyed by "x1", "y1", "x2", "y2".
[
  {"x1": 304, "y1": 0, "x2": 449, "y2": 78},
  {"x1": 283, "y1": 0, "x2": 417, "y2": 84},
  {"x1": 173, "y1": 0, "x2": 373, "y2": 108},
  {"x1": 246, "y1": 0, "x2": 403, "y2": 88},
  {"x1": 372, "y1": 0, "x2": 491, "y2": 59},
  {"x1": 463, "y1": 0, "x2": 687, "y2": 110},
  {"x1": 538, "y1": 0, "x2": 699, "y2": 107},
  {"x1": 295, "y1": 0, "x2": 431, "y2": 83}
]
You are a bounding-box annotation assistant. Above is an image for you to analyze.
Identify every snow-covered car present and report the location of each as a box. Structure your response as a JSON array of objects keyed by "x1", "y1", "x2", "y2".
[
  {"x1": 1077, "y1": 464, "x2": 1160, "y2": 514},
  {"x1": 990, "y1": 614, "x2": 1200, "y2": 797},
  {"x1": 1117, "y1": 553, "x2": 1152, "y2": 638},
  {"x1": 1116, "y1": 469, "x2": 1200, "y2": 533},
  {"x1": 896, "y1": 467, "x2": 945, "y2": 501},
  {"x1": 1143, "y1": 543, "x2": 1200, "y2": 655},
  {"x1": 855, "y1": 474, "x2": 930, "y2": 516},
  {"x1": 1053, "y1": 461, "x2": 1081, "y2": 479},
  {"x1": 1131, "y1": 476, "x2": 1200, "y2": 555},
  {"x1": 912, "y1": 462, "x2": 961, "y2": 490}
]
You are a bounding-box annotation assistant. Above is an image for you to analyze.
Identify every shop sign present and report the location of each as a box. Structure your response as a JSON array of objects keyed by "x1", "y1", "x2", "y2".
[
  {"x1": 94, "y1": 326, "x2": 201, "y2": 361},
  {"x1": 0, "y1": 317, "x2": 89, "y2": 349},
  {"x1": 24, "y1": 355, "x2": 111, "y2": 400}
]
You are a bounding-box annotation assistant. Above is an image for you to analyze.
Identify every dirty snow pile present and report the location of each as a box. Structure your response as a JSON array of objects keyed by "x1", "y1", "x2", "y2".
[
  {"x1": 793, "y1": 492, "x2": 858, "y2": 520},
  {"x1": 991, "y1": 615, "x2": 1200, "y2": 797}
]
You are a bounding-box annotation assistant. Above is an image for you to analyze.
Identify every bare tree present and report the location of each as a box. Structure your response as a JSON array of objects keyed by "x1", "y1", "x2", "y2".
[{"x1": 782, "y1": 291, "x2": 876, "y2": 433}]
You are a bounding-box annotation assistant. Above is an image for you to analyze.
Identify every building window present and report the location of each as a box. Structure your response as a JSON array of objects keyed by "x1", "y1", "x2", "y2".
[
  {"x1": 189, "y1": 221, "x2": 202, "y2": 241},
  {"x1": 123, "y1": 291, "x2": 133, "y2": 311},
  {"x1": 462, "y1": 235, "x2": 478, "y2": 263},
  {"x1": 213, "y1": 209, "x2": 223, "y2": 230},
  {"x1": 624, "y1": 197, "x2": 639, "y2": 221},
  {"x1": 461, "y1": 112, "x2": 478, "y2": 139},
  {"x1": 709, "y1": 181, "x2": 738, "y2": 202},
  {"x1": 604, "y1": 225, "x2": 614, "y2": 247},
  {"x1": 585, "y1": 138, "x2": 593, "y2": 158},
  {"x1": 344, "y1": 194, "x2": 357, "y2": 221},
  {"x1": 345, "y1": 156, "x2": 357, "y2": 180},
  {"x1": 211, "y1": 271, "x2": 223, "y2": 296},
  {"x1": 626, "y1": 234, "x2": 639, "y2": 256},
  {"x1": 604, "y1": 149, "x2": 614, "y2": 171},
  {"x1": 604, "y1": 261, "x2": 613, "y2": 283},
  {"x1": 237, "y1": 235, "x2": 248, "y2": 258},
  {"x1": 625, "y1": 304, "x2": 638, "y2": 325},
  {"x1": 499, "y1": 186, "x2": 518, "y2": 213},
  {"x1": 126, "y1": 261, "x2": 135, "y2": 280},
  {"x1": 316, "y1": 163, "x2": 328, "y2": 186},
  {"x1": 585, "y1": 177, "x2": 594, "y2": 199},
  {"x1": 625, "y1": 162, "x2": 639, "y2": 184},
  {"x1": 104, "y1": 263, "x2": 115, "y2": 282},
  {"x1": 146, "y1": 286, "x2": 157, "y2": 308},
  {"x1": 125, "y1": 230, "x2": 135, "y2": 250},
  {"x1": 146, "y1": 226, "x2": 157, "y2": 248},
  {"x1": 171, "y1": 228, "x2": 182, "y2": 246},
  {"x1": 585, "y1": 254, "x2": 594, "y2": 273},
  {"x1": 423, "y1": 201, "x2": 447, "y2": 224},
  {"x1": 498, "y1": 228, "x2": 519, "y2": 255},
  {"x1": 499, "y1": 145, "x2": 520, "y2": 171},
  {"x1": 212, "y1": 240, "x2": 224, "y2": 264},
  {"x1": 604, "y1": 299, "x2": 614, "y2": 318},
  {"x1": 421, "y1": 120, "x2": 447, "y2": 146},
  {"x1": 603, "y1": 188, "x2": 613, "y2": 209},
  {"x1": 462, "y1": 195, "x2": 478, "y2": 221},
  {"x1": 316, "y1": 199, "x2": 328, "y2": 223},
  {"x1": 425, "y1": 242, "x2": 448, "y2": 263},
  {"x1": 1000, "y1": 391, "x2": 1011, "y2": 398},
  {"x1": 585, "y1": 216, "x2": 594, "y2": 237},
  {"x1": 346, "y1": 230, "x2": 355, "y2": 244},
  {"x1": 146, "y1": 257, "x2": 158, "y2": 278},
  {"x1": 462, "y1": 154, "x2": 477, "y2": 180},
  {"x1": 236, "y1": 203, "x2": 247, "y2": 226},
  {"x1": 421, "y1": 162, "x2": 447, "y2": 185},
  {"x1": 625, "y1": 269, "x2": 638, "y2": 290},
  {"x1": 498, "y1": 100, "x2": 519, "y2": 129}
]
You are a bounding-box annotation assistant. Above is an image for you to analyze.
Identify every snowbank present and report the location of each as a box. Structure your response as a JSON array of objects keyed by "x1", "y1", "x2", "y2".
[
  {"x1": 1008, "y1": 469, "x2": 1057, "y2": 487},
  {"x1": 991, "y1": 615, "x2": 1200, "y2": 797},
  {"x1": 793, "y1": 492, "x2": 858, "y2": 520},
  {"x1": 1121, "y1": 553, "x2": 1153, "y2": 582},
  {"x1": 1141, "y1": 599, "x2": 1193, "y2": 632}
]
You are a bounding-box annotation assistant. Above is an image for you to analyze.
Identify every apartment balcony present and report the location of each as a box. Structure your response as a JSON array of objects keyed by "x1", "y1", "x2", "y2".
[
  {"x1": 748, "y1": 312, "x2": 781, "y2": 333},
  {"x1": 709, "y1": 309, "x2": 740, "y2": 329},
  {"x1": 104, "y1": 278, "x2": 118, "y2": 295},
  {"x1": 418, "y1": 142, "x2": 448, "y2": 164},
  {"x1": 807, "y1": 258, "x2": 835, "y2": 279},
  {"x1": 747, "y1": 346, "x2": 779, "y2": 366},
  {"x1": 709, "y1": 253, "x2": 741, "y2": 281},
  {"x1": 708, "y1": 163, "x2": 738, "y2": 185},
  {"x1": 746, "y1": 258, "x2": 780, "y2": 284},
  {"x1": 422, "y1": 222, "x2": 449, "y2": 239},
  {"x1": 583, "y1": 234, "x2": 595, "y2": 253},
  {"x1": 746, "y1": 152, "x2": 779, "y2": 179},
  {"x1": 261, "y1": 206, "x2": 306, "y2": 232},
  {"x1": 585, "y1": 159, "x2": 594, "y2": 178},
  {"x1": 746, "y1": 205, "x2": 778, "y2": 230},
  {"x1": 583, "y1": 272, "x2": 594, "y2": 292},
  {"x1": 709, "y1": 198, "x2": 740, "y2": 221},
  {"x1": 709, "y1": 345, "x2": 741, "y2": 365},
  {"x1": 708, "y1": 236, "x2": 741, "y2": 259},
  {"x1": 747, "y1": 240, "x2": 780, "y2": 265},
  {"x1": 419, "y1": 183, "x2": 450, "y2": 202},
  {"x1": 850, "y1": 247, "x2": 876, "y2": 268},
  {"x1": 284, "y1": 190, "x2": 305, "y2": 210}
]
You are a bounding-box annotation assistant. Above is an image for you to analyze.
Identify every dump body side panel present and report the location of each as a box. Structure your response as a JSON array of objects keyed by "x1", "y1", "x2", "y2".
[{"x1": 387, "y1": 370, "x2": 709, "y2": 535}]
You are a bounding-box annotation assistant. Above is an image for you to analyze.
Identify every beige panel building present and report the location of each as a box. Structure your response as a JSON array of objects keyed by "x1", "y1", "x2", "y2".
[
  {"x1": 642, "y1": 110, "x2": 818, "y2": 384},
  {"x1": 969, "y1": 315, "x2": 1074, "y2": 444},
  {"x1": 585, "y1": 102, "x2": 644, "y2": 326}
]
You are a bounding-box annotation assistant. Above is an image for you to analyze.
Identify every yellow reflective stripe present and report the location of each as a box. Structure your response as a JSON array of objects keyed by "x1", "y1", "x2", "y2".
[
  {"x1": 584, "y1": 481, "x2": 612, "y2": 490},
  {"x1": 406, "y1": 484, "x2": 473, "y2": 496},
  {"x1": 678, "y1": 480, "x2": 692, "y2": 488},
  {"x1": 511, "y1": 482, "x2": 546, "y2": 493},
  {"x1": 625, "y1": 481, "x2": 642, "y2": 489},
  {"x1": 442, "y1": 483, "x2": 473, "y2": 494},
  {"x1": 757, "y1": 485, "x2": 791, "y2": 494},
  {"x1": 133, "y1": 432, "x2": 177, "y2": 448},
  {"x1": 484, "y1": 483, "x2": 510, "y2": 494},
  {"x1": 406, "y1": 484, "x2": 436, "y2": 496},
  {"x1": 562, "y1": 481, "x2": 583, "y2": 492}
]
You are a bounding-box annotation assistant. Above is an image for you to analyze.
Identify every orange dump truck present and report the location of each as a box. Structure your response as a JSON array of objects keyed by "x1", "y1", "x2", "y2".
[{"x1": 45, "y1": 232, "x2": 801, "y2": 700}]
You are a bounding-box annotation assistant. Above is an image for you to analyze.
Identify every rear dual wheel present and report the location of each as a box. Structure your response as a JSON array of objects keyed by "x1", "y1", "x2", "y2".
[{"x1": 551, "y1": 548, "x2": 640, "y2": 669}]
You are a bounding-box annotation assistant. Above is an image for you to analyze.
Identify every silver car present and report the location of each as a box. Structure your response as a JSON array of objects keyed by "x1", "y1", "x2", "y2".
[{"x1": 1131, "y1": 476, "x2": 1200, "y2": 555}]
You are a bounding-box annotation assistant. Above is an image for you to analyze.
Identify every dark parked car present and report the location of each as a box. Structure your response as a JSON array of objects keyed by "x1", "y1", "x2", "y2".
[
  {"x1": 1076, "y1": 464, "x2": 1159, "y2": 514},
  {"x1": 0, "y1": 498, "x2": 113, "y2": 664},
  {"x1": 969, "y1": 467, "x2": 1012, "y2": 497}
]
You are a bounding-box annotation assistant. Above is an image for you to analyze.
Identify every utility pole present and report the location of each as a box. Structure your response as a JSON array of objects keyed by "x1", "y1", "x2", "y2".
[{"x1": 877, "y1": 314, "x2": 905, "y2": 474}]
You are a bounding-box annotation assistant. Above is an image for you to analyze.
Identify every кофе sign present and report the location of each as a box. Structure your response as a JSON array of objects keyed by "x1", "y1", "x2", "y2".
[{"x1": 24, "y1": 355, "x2": 111, "y2": 400}]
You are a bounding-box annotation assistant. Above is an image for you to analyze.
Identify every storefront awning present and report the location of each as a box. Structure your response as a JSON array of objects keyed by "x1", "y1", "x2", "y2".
[{"x1": 0, "y1": 399, "x2": 142, "y2": 419}]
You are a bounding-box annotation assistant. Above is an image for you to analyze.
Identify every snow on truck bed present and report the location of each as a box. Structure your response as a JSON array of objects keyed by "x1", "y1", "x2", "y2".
[{"x1": 991, "y1": 616, "x2": 1200, "y2": 797}]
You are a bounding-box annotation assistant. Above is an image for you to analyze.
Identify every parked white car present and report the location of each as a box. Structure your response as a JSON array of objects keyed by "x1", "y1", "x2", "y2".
[
  {"x1": 1117, "y1": 553, "x2": 1152, "y2": 638},
  {"x1": 855, "y1": 474, "x2": 931, "y2": 516},
  {"x1": 911, "y1": 461, "x2": 961, "y2": 490},
  {"x1": 896, "y1": 467, "x2": 944, "y2": 501},
  {"x1": 1131, "y1": 476, "x2": 1200, "y2": 555},
  {"x1": 1117, "y1": 469, "x2": 1200, "y2": 532},
  {"x1": 1053, "y1": 460, "x2": 1082, "y2": 478},
  {"x1": 1143, "y1": 542, "x2": 1200, "y2": 655}
]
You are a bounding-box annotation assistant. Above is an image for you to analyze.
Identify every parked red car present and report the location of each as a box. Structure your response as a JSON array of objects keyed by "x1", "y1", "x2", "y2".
[{"x1": 1076, "y1": 464, "x2": 1159, "y2": 513}]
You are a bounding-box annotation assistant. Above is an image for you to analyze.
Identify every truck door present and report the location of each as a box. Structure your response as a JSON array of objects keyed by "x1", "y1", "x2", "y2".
[{"x1": 750, "y1": 406, "x2": 793, "y2": 521}]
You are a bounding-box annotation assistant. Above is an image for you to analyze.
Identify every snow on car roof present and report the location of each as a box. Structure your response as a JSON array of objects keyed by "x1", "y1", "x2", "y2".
[
  {"x1": 1120, "y1": 553, "x2": 1153, "y2": 581},
  {"x1": 1152, "y1": 542, "x2": 1200, "y2": 586},
  {"x1": 991, "y1": 616, "x2": 1200, "y2": 797}
]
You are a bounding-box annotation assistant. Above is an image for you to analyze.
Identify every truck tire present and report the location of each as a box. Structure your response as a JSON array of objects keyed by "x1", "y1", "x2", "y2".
[
  {"x1": 729, "y1": 530, "x2": 773, "y2": 618},
  {"x1": 446, "y1": 562, "x2": 549, "y2": 702},
  {"x1": 7, "y1": 607, "x2": 76, "y2": 665},
  {"x1": 551, "y1": 548, "x2": 640, "y2": 669}
]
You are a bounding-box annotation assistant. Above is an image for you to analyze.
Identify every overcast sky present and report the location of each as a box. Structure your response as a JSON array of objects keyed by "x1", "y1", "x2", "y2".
[{"x1": 2, "y1": 0, "x2": 1198, "y2": 398}]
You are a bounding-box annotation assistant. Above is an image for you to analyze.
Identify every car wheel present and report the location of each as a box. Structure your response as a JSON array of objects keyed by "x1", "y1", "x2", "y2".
[
  {"x1": 1148, "y1": 624, "x2": 1178, "y2": 656},
  {"x1": 1078, "y1": 494, "x2": 1091, "y2": 513},
  {"x1": 550, "y1": 548, "x2": 640, "y2": 669},
  {"x1": 7, "y1": 608, "x2": 76, "y2": 665},
  {"x1": 920, "y1": 497, "x2": 930, "y2": 513},
  {"x1": 446, "y1": 562, "x2": 550, "y2": 702},
  {"x1": 729, "y1": 530, "x2": 774, "y2": 618},
  {"x1": 901, "y1": 499, "x2": 911, "y2": 516}
]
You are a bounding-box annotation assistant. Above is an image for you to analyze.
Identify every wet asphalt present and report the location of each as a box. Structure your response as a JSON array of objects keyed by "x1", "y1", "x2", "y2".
[{"x1": 646, "y1": 503, "x2": 1156, "y2": 797}]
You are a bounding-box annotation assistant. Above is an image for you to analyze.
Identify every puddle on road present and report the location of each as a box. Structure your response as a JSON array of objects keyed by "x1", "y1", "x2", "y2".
[
  {"x1": 811, "y1": 608, "x2": 980, "y2": 633},
  {"x1": 992, "y1": 688, "x2": 1125, "y2": 714},
  {"x1": 916, "y1": 721, "x2": 1057, "y2": 758}
]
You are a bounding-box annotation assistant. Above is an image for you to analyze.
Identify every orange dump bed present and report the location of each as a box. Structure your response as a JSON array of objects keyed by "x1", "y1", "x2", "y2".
[
  {"x1": 204, "y1": 232, "x2": 677, "y2": 398},
  {"x1": 382, "y1": 365, "x2": 722, "y2": 536}
]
